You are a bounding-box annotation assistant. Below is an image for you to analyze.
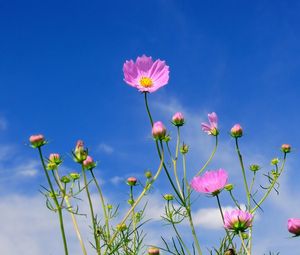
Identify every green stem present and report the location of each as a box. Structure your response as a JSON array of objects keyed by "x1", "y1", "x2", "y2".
[
  {"x1": 37, "y1": 147, "x2": 69, "y2": 255},
  {"x1": 90, "y1": 169, "x2": 111, "y2": 240},
  {"x1": 235, "y1": 138, "x2": 250, "y2": 208},
  {"x1": 130, "y1": 186, "x2": 137, "y2": 252},
  {"x1": 52, "y1": 170, "x2": 87, "y2": 255},
  {"x1": 229, "y1": 191, "x2": 241, "y2": 209},
  {"x1": 215, "y1": 194, "x2": 235, "y2": 251},
  {"x1": 250, "y1": 154, "x2": 287, "y2": 214},
  {"x1": 239, "y1": 231, "x2": 250, "y2": 255},
  {"x1": 82, "y1": 166, "x2": 101, "y2": 255},
  {"x1": 186, "y1": 207, "x2": 202, "y2": 255},
  {"x1": 173, "y1": 127, "x2": 183, "y2": 199},
  {"x1": 196, "y1": 135, "x2": 218, "y2": 176}
]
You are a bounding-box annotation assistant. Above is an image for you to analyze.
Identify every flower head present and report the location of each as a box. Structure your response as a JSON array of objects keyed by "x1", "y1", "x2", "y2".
[
  {"x1": 288, "y1": 218, "x2": 300, "y2": 236},
  {"x1": 201, "y1": 112, "x2": 218, "y2": 136},
  {"x1": 83, "y1": 155, "x2": 96, "y2": 170},
  {"x1": 190, "y1": 169, "x2": 228, "y2": 195},
  {"x1": 127, "y1": 177, "x2": 137, "y2": 186},
  {"x1": 224, "y1": 209, "x2": 253, "y2": 233},
  {"x1": 123, "y1": 55, "x2": 169, "y2": 93},
  {"x1": 148, "y1": 247, "x2": 160, "y2": 255},
  {"x1": 73, "y1": 140, "x2": 88, "y2": 163},
  {"x1": 46, "y1": 153, "x2": 62, "y2": 170},
  {"x1": 29, "y1": 134, "x2": 46, "y2": 148},
  {"x1": 152, "y1": 121, "x2": 167, "y2": 140},
  {"x1": 230, "y1": 124, "x2": 243, "y2": 138},
  {"x1": 172, "y1": 112, "x2": 185, "y2": 127},
  {"x1": 281, "y1": 144, "x2": 291, "y2": 153}
]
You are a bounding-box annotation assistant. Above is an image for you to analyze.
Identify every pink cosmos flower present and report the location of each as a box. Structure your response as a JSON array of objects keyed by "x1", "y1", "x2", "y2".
[
  {"x1": 201, "y1": 112, "x2": 218, "y2": 136},
  {"x1": 224, "y1": 209, "x2": 253, "y2": 233},
  {"x1": 123, "y1": 55, "x2": 169, "y2": 93},
  {"x1": 190, "y1": 169, "x2": 228, "y2": 195},
  {"x1": 152, "y1": 121, "x2": 167, "y2": 140},
  {"x1": 288, "y1": 218, "x2": 300, "y2": 236}
]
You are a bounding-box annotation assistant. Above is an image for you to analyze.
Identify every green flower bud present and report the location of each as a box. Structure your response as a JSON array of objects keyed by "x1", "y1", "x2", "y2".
[
  {"x1": 69, "y1": 172, "x2": 80, "y2": 180},
  {"x1": 145, "y1": 170, "x2": 152, "y2": 179},
  {"x1": 127, "y1": 199, "x2": 135, "y2": 206},
  {"x1": 116, "y1": 223, "x2": 127, "y2": 231},
  {"x1": 249, "y1": 164, "x2": 260, "y2": 172},
  {"x1": 271, "y1": 158, "x2": 280, "y2": 165},
  {"x1": 163, "y1": 194, "x2": 174, "y2": 201},
  {"x1": 224, "y1": 184, "x2": 234, "y2": 191},
  {"x1": 61, "y1": 176, "x2": 71, "y2": 184},
  {"x1": 180, "y1": 143, "x2": 189, "y2": 154}
]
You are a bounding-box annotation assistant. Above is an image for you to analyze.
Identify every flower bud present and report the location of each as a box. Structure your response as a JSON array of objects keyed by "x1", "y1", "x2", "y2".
[
  {"x1": 148, "y1": 247, "x2": 160, "y2": 255},
  {"x1": 49, "y1": 153, "x2": 62, "y2": 165},
  {"x1": 271, "y1": 158, "x2": 280, "y2": 165},
  {"x1": 29, "y1": 134, "x2": 46, "y2": 148},
  {"x1": 127, "y1": 199, "x2": 135, "y2": 206},
  {"x1": 163, "y1": 134, "x2": 171, "y2": 142},
  {"x1": 74, "y1": 140, "x2": 88, "y2": 163},
  {"x1": 49, "y1": 191, "x2": 59, "y2": 198},
  {"x1": 83, "y1": 156, "x2": 96, "y2": 170},
  {"x1": 288, "y1": 218, "x2": 300, "y2": 236},
  {"x1": 145, "y1": 170, "x2": 152, "y2": 179},
  {"x1": 230, "y1": 124, "x2": 243, "y2": 138},
  {"x1": 152, "y1": 121, "x2": 166, "y2": 140},
  {"x1": 172, "y1": 112, "x2": 185, "y2": 127},
  {"x1": 116, "y1": 223, "x2": 127, "y2": 231},
  {"x1": 69, "y1": 172, "x2": 80, "y2": 180},
  {"x1": 163, "y1": 194, "x2": 174, "y2": 201},
  {"x1": 224, "y1": 184, "x2": 234, "y2": 191},
  {"x1": 107, "y1": 204, "x2": 113, "y2": 210},
  {"x1": 281, "y1": 144, "x2": 291, "y2": 153},
  {"x1": 61, "y1": 176, "x2": 71, "y2": 184},
  {"x1": 180, "y1": 143, "x2": 189, "y2": 154},
  {"x1": 224, "y1": 249, "x2": 235, "y2": 255},
  {"x1": 241, "y1": 233, "x2": 249, "y2": 239},
  {"x1": 127, "y1": 177, "x2": 137, "y2": 186},
  {"x1": 46, "y1": 162, "x2": 58, "y2": 170},
  {"x1": 249, "y1": 164, "x2": 260, "y2": 172}
]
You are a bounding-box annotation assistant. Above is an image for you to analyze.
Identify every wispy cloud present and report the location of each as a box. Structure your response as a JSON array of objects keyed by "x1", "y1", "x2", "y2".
[
  {"x1": 0, "y1": 116, "x2": 7, "y2": 130},
  {"x1": 98, "y1": 143, "x2": 114, "y2": 154}
]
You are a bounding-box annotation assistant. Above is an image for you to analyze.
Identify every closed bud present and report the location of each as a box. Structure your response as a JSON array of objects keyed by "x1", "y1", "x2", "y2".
[
  {"x1": 49, "y1": 153, "x2": 62, "y2": 165},
  {"x1": 127, "y1": 199, "x2": 135, "y2": 206},
  {"x1": 116, "y1": 223, "x2": 127, "y2": 231},
  {"x1": 107, "y1": 204, "x2": 113, "y2": 210},
  {"x1": 163, "y1": 134, "x2": 171, "y2": 142},
  {"x1": 83, "y1": 156, "x2": 96, "y2": 170},
  {"x1": 145, "y1": 171, "x2": 152, "y2": 179},
  {"x1": 172, "y1": 112, "x2": 185, "y2": 127},
  {"x1": 61, "y1": 176, "x2": 71, "y2": 184},
  {"x1": 69, "y1": 172, "x2": 80, "y2": 180},
  {"x1": 224, "y1": 249, "x2": 236, "y2": 255},
  {"x1": 281, "y1": 144, "x2": 291, "y2": 153},
  {"x1": 74, "y1": 140, "x2": 88, "y2": 163},
  {"x1": 230, "y1": 124, "x2": 243, "y2": 138},
  {"x1": 180, "y1": 143, "x2": 189, "y2": 154},
  {"x1": 127, "y1": 177, "x2": 137, "y2": 186},
  {"x1": 148, "y1": 247, "x2": 160, "y2": 255},
  {"x1": 241, "y1": 233, "x2": 249, "y2": 239},
  {"x1": 29, "y1": 134, "x2": 46, "y2": 148},
  {"x1": 249, "y1": 164, "x2": 260, "y2": 172},
  {"x1": 163, "y1": 194, "x2": 174, "y2": 201},
  {"x1": 46, "y1": 161, "x2": 57, "y2": 170},
  {"x1": 271, "y1": 158, "x2": 280, "y2": 165},
  {"x1": 225, "y1": 184, "x2": 234, "y2": 191},
  {"x1": 152, "y1": 121, "x2": 166, "y2": 140}
]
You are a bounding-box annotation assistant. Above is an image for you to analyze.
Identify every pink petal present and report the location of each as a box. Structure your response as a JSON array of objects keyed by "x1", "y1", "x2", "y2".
[
  {"x1": 123, "y1": 60, "x2": 139, "y2": 87},
  {"x1": 136, "y1": 55, "x2": 153, "y2": 74},
  {"x1": 208, "y1": 112, "x2": 218, "y2": 128}
]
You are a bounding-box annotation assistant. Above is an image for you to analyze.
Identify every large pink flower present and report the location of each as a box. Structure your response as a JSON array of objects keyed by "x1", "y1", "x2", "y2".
[
  {"x1": 224, "y1": 209, "x2": 253, "y2": 233},
  {"x1": 190, "y1": 169, "x2": 228, "y2": 195},
  {"x1": 201, "y1": 112, "x2": 218, "y2": 136},
  {"x1": 123, "y1": 55, "x2": 169, "y2": 93},
  {"x1": 288, "y1": 218, "x2": 300, "y2": 236}
]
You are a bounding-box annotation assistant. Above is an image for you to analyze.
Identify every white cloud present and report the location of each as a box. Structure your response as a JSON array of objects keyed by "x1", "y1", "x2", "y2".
[
  {"x1": 110, "y1": 175, "x2": 124, "y2": 185},
  {"x1": 98, "y1": 143, "x2": 114, "y2": 154}
]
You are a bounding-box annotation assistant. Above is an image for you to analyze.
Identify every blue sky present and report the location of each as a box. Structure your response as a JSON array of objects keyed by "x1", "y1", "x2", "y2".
[{"x1": 0, "y1": 0, "x2": 300, "y2": 254}]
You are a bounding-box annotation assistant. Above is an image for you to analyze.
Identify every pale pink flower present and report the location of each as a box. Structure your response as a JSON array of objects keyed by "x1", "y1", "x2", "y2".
[
  {"x1": 190, "y1": 169, "x2": 228, "y2": 195},
  {"x1": 74, "y1": 140, "x2": 87, "y2": 163},
  {"x1": 201, "y1": 112, "x2": 218, "y2": 136},
  {"x1": 281, "y1": 144, "x2": 291, "y2": 153},
  {"x1": 127, "y1": 177, "x2": 137, "y2": 186},
  {"x1": 172, "y1": 112, "x2": 185, "y2": 126},
  {"x1": 231, "y1": 124, "x2": 243, "y2": 138},
  {"x1": 123, "y1": 55, "x2": 169, "y2": 93},
  {"x1": 288, "y1": 218, "x2": 300, "y2": 236},
  {"x1": 224, "y1": 209, "x2": 253, "y2": 233},
  {"x1": 29, "y1": 134, "x2": 46, "y2": 148},
  {"x1": 152, "y1": 121, "x2": 166, "y2": 140}
]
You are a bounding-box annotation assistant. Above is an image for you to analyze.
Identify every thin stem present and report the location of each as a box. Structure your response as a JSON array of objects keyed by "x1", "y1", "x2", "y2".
[
  {"x1": 235, "y1": 138, "x2": 250, "y2": 208},
  {"x1": 104, "y1": 145, "x2": 165, "y2": 253},
  {"x1": 196, "y1": 135, "x2": 218, "y2": 176},
  {"x1": 216, "y1": 194, "x2": 235, "y2": 251},
  {"x1": 52, "y1": 171, "x2": 87, "y2": 255},
  {"x1": 229, "y1": 191, "x2": 241, "y2": 209},
  {"x1": 250, "y1": 154, "x2": 287, "y2": 213},
  {"x1": 37, "y1": 147, "x2": 69, "y2": 255},
  {"x1": 249, "y1": 172, "x2": 256, "y2": 195},
  {"x1": 173, "y1": 127, "x2": 183, "y2": 199},
  {"x1": 91, "y1": 169, "x2": 111, "y2": 240},
  {"x1": 239, "y1": 231, "x2": 251, "y2": 255},
  {"x1": 82, "y1": 166, "x2": 101, "y2": 255},
  {"x1": 186, "y1": 207, "x2": 202, "y2": 255}
]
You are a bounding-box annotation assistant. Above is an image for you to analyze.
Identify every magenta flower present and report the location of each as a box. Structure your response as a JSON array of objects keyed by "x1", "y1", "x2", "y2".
[
  {"x1": 190, "y1": 169, "x2": 228, "y2": 195},
  {"x1": 152, "y1": 121, "x2": 167, "y2": 140},
  {"x1": 201, "y1": 112, "x2": 218, "y2": 136},
  {"x1": 288, "y1": 218, "x2": 300, "y2": 236},
  {"x1": 123, "y1": 55, "x2": 169, "y2": 93},
  {"x1": 224, "y1": 209, "x2": 253, "y2": 233}
]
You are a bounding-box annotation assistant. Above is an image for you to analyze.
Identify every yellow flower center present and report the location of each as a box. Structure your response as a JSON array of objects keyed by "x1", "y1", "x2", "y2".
[{"x1": 139, "y1": 77, "x2": 153, "y2": 88}]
